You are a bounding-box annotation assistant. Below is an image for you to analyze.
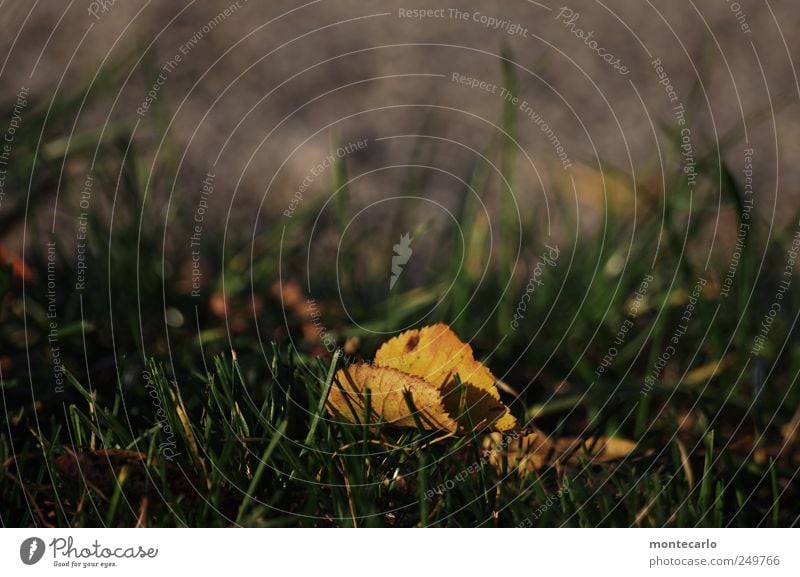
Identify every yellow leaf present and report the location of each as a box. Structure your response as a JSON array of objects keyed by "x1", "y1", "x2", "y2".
[
  {"x1": 329, "y1": 364, "x2": 516, "y2": 433},
  {"x1": 329, "y1": 364, "x2": 458, "y2": 431},
  {"x1": 375, "y1": 324, "x2": 496, "y2": 395},
  {"x1": 375, "y1": 323, "x2": 515, "y2": 430},
  {"x1": 328, "y1": 324, "x2": 516, "y2": 432}
]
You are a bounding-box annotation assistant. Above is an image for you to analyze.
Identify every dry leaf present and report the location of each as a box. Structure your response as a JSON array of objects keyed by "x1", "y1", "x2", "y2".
[
  {"x1": 329, "y1": 364, "x2": 458, "y2": 430},
  {"x1": 483, "y1": 429, "x2": 638, "y2": 473},
  {"x1": 482, "y1": 429, "x2": 555, "y2": 471},
  {"x1": 568, "y1": 436, "x2": 638, "y2": 461},
  {"x1": 328, "y1": 324, "x2": 516, "y2": 432},
  {"x1": 375, "y1": 324, "x2": 497, "y2": 397},
  {"x1": 375, "y1": 323, "x2": 516, "y2": 430}
]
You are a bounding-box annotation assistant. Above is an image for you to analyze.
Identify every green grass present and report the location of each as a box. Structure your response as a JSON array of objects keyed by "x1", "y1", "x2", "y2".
[{"x1": 1, "y1": 55, "x2": 798, "y2": 528}]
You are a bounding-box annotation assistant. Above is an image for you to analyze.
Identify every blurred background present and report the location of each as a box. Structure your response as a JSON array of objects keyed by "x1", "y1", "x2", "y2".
[
  {"x1": 2, "y1": 0, "x2": 798, "y2": 336},
  {"x1": 2, "y1": 0, "x2": 798, "y2": 236}
]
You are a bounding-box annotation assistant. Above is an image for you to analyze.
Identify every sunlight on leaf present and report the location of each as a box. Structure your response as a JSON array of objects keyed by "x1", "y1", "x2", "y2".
[{"x1": 328, "y1": 323, "x2": 516, "y2": 432}]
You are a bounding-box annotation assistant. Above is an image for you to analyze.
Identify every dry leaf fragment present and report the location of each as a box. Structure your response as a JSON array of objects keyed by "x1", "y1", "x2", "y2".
[
  {"x1": 483, "y1": 429, "x2": 638, "y2": 473},
  {"x1": 483, "y1": 430, "x2": 555, "y2": 471},
  {"x1": 567, "y1": 436, "x2": 638, "y2": 462}
]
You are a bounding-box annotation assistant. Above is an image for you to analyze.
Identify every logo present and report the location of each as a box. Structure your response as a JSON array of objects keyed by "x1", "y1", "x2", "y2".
[
  {"x1": 20, "y1": 537, "x2": 45, "y2": 565},
  {"x1": 390, "y1": 233, "x2": 414, "y2": 291}
]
